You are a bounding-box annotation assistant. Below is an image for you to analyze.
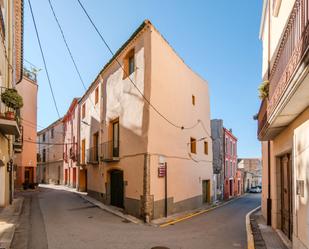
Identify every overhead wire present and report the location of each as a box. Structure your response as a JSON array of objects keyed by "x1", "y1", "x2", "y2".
[
  {"x1": 76, "y1": 0, "x2": 204, "y2": 132},
  {"x1": 47, "y1": 0, "x2": 100, "y2": 117},
  {"x1": 27, "y1": 0, "x2": 61, "y2": 118}
]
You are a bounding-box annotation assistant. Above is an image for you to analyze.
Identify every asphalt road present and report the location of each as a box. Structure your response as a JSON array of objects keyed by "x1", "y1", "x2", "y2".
[{"x1": 12, "y1": 188, "x2": 260, "y2": 249}]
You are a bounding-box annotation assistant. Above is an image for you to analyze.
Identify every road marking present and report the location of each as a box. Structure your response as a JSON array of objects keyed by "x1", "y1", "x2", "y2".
[{"x1": 159, "y1": 196, "x2": 245, "y2": 228}]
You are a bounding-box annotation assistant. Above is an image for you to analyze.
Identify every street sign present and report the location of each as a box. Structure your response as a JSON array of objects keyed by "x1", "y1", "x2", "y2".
[{"x1": 158, "y1": 163, "x2": 166, "y2": 177}]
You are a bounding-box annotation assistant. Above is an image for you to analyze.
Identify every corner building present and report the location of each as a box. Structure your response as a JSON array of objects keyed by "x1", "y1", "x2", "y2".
[{"x1": 81, "y1": 20, "x2": 213, "y2": 221}]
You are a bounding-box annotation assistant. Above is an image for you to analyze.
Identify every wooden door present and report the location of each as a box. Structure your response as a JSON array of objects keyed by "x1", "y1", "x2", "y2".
[
  {"x1": 110, "y1": 170, "x2": 124, "y2": 208},
  {"x1": 81, "y1": 139, "x2": 86, "y2": 164},
  {"x1": 281, "y1": 154, "x2": 292, "y2": 239},
  {"x1": 202, "y1": 180, "x2": 210, "y2": 203}
]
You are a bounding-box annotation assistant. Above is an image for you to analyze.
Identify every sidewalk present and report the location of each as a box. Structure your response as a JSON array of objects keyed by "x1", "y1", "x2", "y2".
[
  {"x1": 250, "y1": 209, "x2": 290, "y2": 249},
  {"x1": 0, "y1": 198, "x2": 23, "y2": 249}
]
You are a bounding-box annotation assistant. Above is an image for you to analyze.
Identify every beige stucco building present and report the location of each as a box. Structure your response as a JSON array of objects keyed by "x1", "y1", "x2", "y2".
[
  {"x1": 0, "y1": 0, "x2": 23, "y2": 207},
  {"x1": 257, "y1": 0, "x2": 309, "y2": 248},
  {"x1": 63, "y1": 98, "x2": 84, "y2": 190},
  {"x1": 237, "y1": 158, "x2": 262, "y2": 192},
  {"x1": 79, "y1": 20, "x2": 213, "y2": 221},
  {"x1": 14, "y1": 69, "x2": 38, "y2": 188},
  {"x1": 37, "y1": 118, "x2": 64, "y2": 184}
]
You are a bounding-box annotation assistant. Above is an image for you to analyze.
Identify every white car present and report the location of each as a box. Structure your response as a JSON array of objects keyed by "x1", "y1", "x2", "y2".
[{"x1": 249, "y1": 186, "x2": 262, "y2": 193}]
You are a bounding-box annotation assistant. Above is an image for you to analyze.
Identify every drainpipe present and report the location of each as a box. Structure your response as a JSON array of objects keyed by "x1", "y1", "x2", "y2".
[
  {"x1": 266, "y1": 0, "x2": 272, "y2": 227},
  {"x1": 143, "y1": 153, "x2": 151, "y2": 223}
]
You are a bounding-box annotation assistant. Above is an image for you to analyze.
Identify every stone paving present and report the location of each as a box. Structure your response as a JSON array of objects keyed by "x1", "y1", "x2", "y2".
[
  {"x1": 0, "y1": 198, "x2": 23, "y2": 249},
  {"x1": 250, "y1": 210, "x2": 290, "y2": 249}
]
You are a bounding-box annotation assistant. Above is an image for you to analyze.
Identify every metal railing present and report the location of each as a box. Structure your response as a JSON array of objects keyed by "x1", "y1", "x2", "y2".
[
  {"x1": 268, "y1": 0, "x2": 309, "y2": 113},
  {"x1": 86, "y1": 146, "x2": 99, "y2": 164},
  {"x1": 23, "y1": 67, "x2": 37, "y2": 82},
  {"x1": 0, "y1": 86, "x2": 18, "y2": 122},
  {"x1": 0, "y1": 7, "x2": 5, "y2": 40},
  {"x1": 100, "y1": 140, "x2": 119, "y2": 162},
  {"x1": 257, "y1": 99, "x2": 268, "y2": 138}
]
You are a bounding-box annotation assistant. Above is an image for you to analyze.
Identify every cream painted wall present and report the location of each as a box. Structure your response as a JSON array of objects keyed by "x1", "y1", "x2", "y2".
[
  {"x1": 262, "y1": 107, "x2": 309, "y2": 241},
  {"x1": 37, "y1": 119, "x2": 64, "y2": 183},
  {"x1": 148, "y1": 27, "x2": 213, "y2": 202},
  {"x1": 294, "y1": 117, "x2": 309, "y2": 248}
]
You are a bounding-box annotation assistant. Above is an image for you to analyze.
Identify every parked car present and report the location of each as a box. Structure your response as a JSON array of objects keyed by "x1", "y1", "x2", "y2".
[{"x1": 249, "y1": 186, "x2": 262, "y2": 193}]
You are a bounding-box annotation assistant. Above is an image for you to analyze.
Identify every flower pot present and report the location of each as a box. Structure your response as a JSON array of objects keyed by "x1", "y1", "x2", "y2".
[{"x1": 5, "y1": 111, "x2": 15, "y2": 120}]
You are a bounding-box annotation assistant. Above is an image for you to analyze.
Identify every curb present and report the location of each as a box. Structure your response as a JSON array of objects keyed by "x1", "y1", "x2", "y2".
[
  {"x1": 246, "y1": 205, "x2": 261, "y2": 249},
  {"x1": 158, "y1": 194, "x2": 247, "y2": 228}
]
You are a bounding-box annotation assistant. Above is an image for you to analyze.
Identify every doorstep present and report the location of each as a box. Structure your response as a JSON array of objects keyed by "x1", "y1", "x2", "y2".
[
  {"x1": 250, "y1": 209, "x2": 290, "y2": 249},
  {"x1": 0, "y1": 198, "x2": 24, "y2": 249}
]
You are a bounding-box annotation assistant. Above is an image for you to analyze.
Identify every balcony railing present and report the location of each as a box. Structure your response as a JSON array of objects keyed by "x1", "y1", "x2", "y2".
[
  {"x1": 268, "y1": 0, "x2": 309, "y2": 114},
  {"x1": 23, "y1": 67, "x2": 37, "y2": 82},
  {"x1": 257, "y1": 99, "x2": 268, "y2": 138},
  {"x1": 0, "y1": 87, "x2": 21, "y2": 136},
  {"x1": 100, "y1": 141, "x2": 119, "y2": 162},
  {"x1": 87, "y1": 146, "x2": 99, "y2": 164},
  {"x1": 0, "y1": 7, "x2": 5, "y2": 40},
  {"x1": 258, "y1": 0, "x2": 309, "y2": 139}
]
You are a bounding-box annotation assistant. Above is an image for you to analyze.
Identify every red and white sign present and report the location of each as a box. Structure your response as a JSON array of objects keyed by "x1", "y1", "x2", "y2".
[{"x1": 158, "y1": 163, "x2": 166, "y2": 177}]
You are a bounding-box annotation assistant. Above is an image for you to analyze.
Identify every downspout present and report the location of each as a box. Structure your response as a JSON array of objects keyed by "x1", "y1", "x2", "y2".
[{"x1": 266, "y1": 0, "x2": 272, "y2": 227}]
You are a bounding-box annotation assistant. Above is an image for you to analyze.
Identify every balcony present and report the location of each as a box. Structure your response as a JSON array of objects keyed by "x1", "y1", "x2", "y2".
[
  {"x1": 23, "y1": 67, "x2": 37, "y2": 82},
  {"x1": 69, "y1": 147, "x2": 77, "y2": 162},
  {"x1": 100, "y1": 141, "x2": 120, "y2": 162},
  {"x1": 13, "y1": 126, "x2": 23, "y2": 153},
  {"x1": 258, "y1": 0, "x2": 309, "y2": 140},
  {"x1": 86, "y1": 146, "x2": 99, "y2": 165},
  {"x1": 0, "y1": 7, "x2": 5, "y2": 40},
  {"x1": 0, "y1": 87, "x2": 21, "y2": 137}
]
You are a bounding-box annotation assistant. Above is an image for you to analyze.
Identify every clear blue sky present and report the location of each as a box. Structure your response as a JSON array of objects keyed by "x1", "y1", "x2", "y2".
[{"x1": 24, "y1": 0, "x2": 263, "y2": 158}]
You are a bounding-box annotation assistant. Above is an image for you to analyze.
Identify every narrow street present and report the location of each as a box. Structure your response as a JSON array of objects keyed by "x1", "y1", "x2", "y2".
[{"x1": 12, "y1": 188, "x2": 260, "y2": 249}]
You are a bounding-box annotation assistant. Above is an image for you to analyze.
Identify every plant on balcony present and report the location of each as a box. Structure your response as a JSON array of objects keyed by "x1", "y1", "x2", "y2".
[
  {"x1": 1, "y1": 89, "x2": 23, "y2": 119},
  {"x1": 258, "y1": 80, "x2": 269, "y2": 100}
]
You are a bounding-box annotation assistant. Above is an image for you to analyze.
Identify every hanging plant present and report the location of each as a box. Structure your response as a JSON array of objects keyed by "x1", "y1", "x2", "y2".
[
  {"x1": 258, "y1": 80, "x2": 269, "y2": 100},
  {"x1": 1, "y1": 88, "x2": 23, "y2": 109}
]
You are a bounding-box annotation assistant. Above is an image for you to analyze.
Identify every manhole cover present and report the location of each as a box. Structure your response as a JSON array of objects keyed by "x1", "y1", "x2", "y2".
[{"x1": 151, "y1": 247, "x2": 170, "y2": 249}]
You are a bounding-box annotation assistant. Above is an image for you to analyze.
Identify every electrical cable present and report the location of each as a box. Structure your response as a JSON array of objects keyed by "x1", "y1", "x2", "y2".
[
  {"x1": 47, "y1": 0, "x2": 99, "y2": 117},
  {"x1": 27, "y1": 0, "x2": 61, "y2": 118},
  {"x1": 76, "y1": 0, "x2": 202, "y2": 131}
]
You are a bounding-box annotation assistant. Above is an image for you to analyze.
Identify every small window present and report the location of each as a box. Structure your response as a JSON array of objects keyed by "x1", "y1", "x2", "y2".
[
  {"x1": 123, "y1": 49, "x2": 135, "y2": 79},
  {"x1": 192, "y1": 95, "x2": 195, "y2": 106},
  {"x1": 190, "y1": 137, "x2": 196, "y2": 154},
  {"x1": 128, "y1": 55, "x2": 135, "y2": 75},
  {"x1": 95, "y1": 87, "x2": 99, "y2": 104},
  {"x1": 204, "y1": 141, "x2": 208, "y2": 155},
  {"x1": 51, "y1": 128, "x2": 54, "y2": 139},
  {"x1": 225, "y1": 160, "x2": 228, "y2": 177},
  {"x1": 42, "y1": 133, "x2": 45, "y2": 142},
  {"x1": 82, "y1": 103, "x2": 86, "y2": 119}
]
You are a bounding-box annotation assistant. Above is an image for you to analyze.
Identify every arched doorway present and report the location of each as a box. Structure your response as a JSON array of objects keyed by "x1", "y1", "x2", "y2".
[{"x1": 110, "y1": 170, "x2": 124, "y2": 208}]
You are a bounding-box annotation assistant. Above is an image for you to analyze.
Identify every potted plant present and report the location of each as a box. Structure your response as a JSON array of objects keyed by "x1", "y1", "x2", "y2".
[
  {"x1": 258, "y1": 80, "x2": 269, "y2": 100},
  {"x1": 1, "y1": 88, "x2": 23, "y2": 119}
]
